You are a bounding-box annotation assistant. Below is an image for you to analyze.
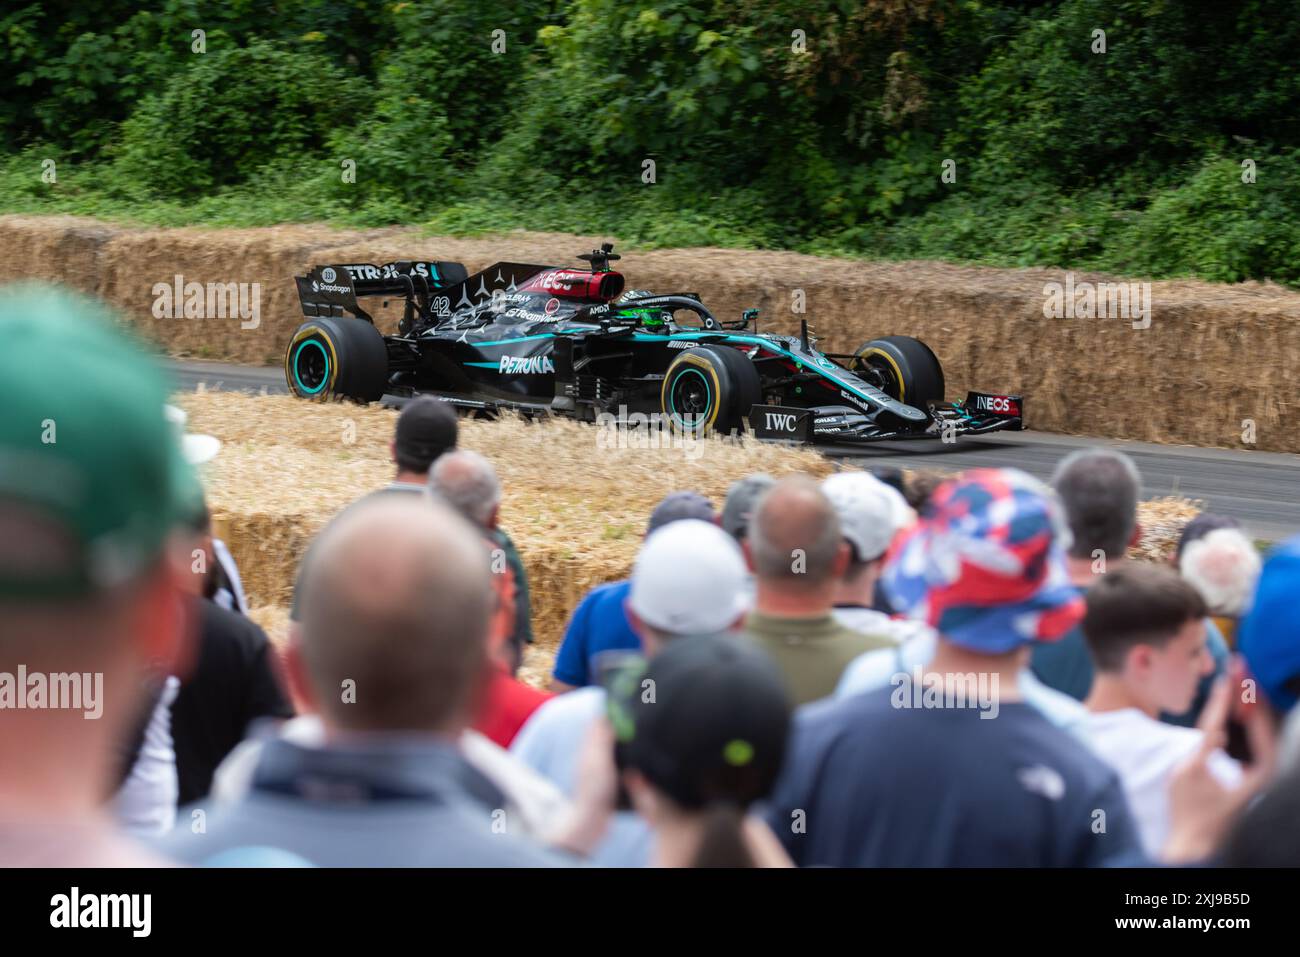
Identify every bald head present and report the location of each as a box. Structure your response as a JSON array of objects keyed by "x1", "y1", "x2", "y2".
[
  {"x1": 429, "y1": 450, "x2": 502, "y2": 529},
  {"x1": 298, "y1": 495, "x2": 493, "y2": 733},
  {"x1": 749, "y1": 476, "x2": 844, "y2": 587}
]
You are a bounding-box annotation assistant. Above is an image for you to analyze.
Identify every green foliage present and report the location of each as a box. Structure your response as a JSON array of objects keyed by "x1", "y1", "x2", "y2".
[
  {"x1": 112, "y1": 39, "x2": 366, "y2": 196},
  {"x1": 5, "y1": 0, "x2": 1300, "y2": 286},
  {"x1": 1111, "y1": 151, "x2": 1300, "y2": 284}
]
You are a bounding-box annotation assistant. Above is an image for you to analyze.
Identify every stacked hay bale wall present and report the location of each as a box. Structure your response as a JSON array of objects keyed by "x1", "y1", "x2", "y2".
[{"x1": 3, "y1": 215, "x2": 1295, "y2": 452}]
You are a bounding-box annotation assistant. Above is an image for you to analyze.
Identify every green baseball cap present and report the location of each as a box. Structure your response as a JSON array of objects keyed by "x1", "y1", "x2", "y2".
[{"x1": 0, "y1": 284, "x2": 196, "y2": 599}]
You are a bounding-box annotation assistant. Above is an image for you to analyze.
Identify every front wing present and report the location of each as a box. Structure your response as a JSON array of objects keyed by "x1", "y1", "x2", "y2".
[{"x1": 750, "y1": 391, "x2": 1025, "y2": 443}]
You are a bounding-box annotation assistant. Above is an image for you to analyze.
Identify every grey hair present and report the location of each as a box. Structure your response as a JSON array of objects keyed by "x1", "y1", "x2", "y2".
[
  {"x1": 1179, "y1": 527, "x2": 1262, "y2": 617},
  {"x1": 429, "y1": 450, "x2": 502, "y2": 528},
  {"x1": 1050, "y1": 448, "x2": 1141, "y2": 561}
]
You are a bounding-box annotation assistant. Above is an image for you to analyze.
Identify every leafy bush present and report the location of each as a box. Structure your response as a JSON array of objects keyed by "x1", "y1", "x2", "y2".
[
  {"x1": 5, "y1": 0, "x2": 1300, "y2": 285},
  {"x1": 113, "y1": 39, "x2": 366, "y2": 196}
]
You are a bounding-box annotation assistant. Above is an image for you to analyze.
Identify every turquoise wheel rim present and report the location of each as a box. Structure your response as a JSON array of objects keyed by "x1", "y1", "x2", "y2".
[
  {"x1": 293, "y1": 338, "x2": 330, "y2": 395},
  {"x1": 668, "y1": 367, "x2": 713, "y2": 431}
]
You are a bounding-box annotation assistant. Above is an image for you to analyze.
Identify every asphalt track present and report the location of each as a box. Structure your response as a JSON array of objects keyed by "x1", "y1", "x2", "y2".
[{"x1": 169, "y1": 359, "x2": 1300, "y2": 543}]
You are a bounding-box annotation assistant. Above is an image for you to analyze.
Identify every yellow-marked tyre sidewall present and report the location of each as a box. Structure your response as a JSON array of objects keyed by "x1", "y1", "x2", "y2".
[
  {"x1": 285, "y1": 324, "x2": 340, "y2": 400},
  {"x1": 661, "y1": 351, "x2": 724, "y2": 435},
  {"x1": 856, "y1": 346, "x2": 906, "y2": 404}
]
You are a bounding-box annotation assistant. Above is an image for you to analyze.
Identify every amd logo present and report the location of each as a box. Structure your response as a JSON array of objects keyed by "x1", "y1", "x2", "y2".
[{"x1": 764, "y1": 411, "x2": 799, "y2": 432}]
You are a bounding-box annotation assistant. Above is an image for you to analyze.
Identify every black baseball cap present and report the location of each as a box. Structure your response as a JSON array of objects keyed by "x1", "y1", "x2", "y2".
[
  {"x1": 609, "y1": 635, "x2": 791, "y2": 809},
  {"x1": 394, "y1": 397, "x2": 458, "y2": 472}
]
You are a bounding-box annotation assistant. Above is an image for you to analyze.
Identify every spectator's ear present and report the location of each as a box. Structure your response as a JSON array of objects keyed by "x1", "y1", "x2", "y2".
[
  {"x1": 136, "y1": 534, "x2": 204, "y2": 676},
  {"x1": 1127, "y1": 642, "x2": 1156, "y2": 678},
  {"x1": 741, "y1": 538, "x2": 756, "y2": 573},
  {"x1": 389, "y1": 439, "x2": 397, "y2": 466},
  {"x1": 623, "y1": 768, "x2": 658, "y2": 821},
  {"x1": 284, "y1": 624, "x2": 319, "y2": 715},
  {"x1": 488, "y1": 502, "x2": 500, "y2": 530},
  {"x1": 134, "y1": 549, "x2": 194, "y2": 680},
  {"x1": 625, "y1": 605, "x2": 653, "y2": 650},
  {"x1": 832, "y1": 540, "x2": 851, "y2": 578}
]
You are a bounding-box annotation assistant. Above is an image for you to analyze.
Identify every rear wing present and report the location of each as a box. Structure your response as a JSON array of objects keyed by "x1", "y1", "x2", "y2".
[{"x1": 295, "y1": 260, "x2": 470, "y2": 323}]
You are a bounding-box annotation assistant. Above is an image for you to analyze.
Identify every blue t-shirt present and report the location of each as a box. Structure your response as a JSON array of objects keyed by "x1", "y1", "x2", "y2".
[
  {"x1": 763, "y1": 685, "x2": 1140, "y2": 867},
  {"x1": 551, "y1": 580, "x2": 641, "y2": 688},
  {"x1": 1031, "y1": 617, "x2": 1230, "y2": 726},
  {"x1": 510, "y1": 687, "x2": 652, "y2": 867}
]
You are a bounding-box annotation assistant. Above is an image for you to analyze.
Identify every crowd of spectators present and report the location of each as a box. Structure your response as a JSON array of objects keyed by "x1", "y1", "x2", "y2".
[{"x1": 2, "y1": 286, "x2": 1297, "y2": 868}]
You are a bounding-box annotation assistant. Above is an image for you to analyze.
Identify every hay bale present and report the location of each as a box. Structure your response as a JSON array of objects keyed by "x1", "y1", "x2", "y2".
[
  {"x1": 1133, "y1": 497, "x2": 1205, "y2": 564},
  {"x1": 0, "y1": 214, "x2": 123, "y2": 295},
  {"x1": 247, "y1": 604, "x2": 292, "y2": 646},
  {"x1": 6, "y1": 213, "x2": 1296, "y2": 450}
]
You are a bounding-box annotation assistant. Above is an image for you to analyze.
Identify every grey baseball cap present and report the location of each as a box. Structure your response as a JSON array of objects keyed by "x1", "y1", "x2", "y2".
[
  {"x1": 647, "y1": 490, "x2": 716, "y2": 535},
  {"x1": 720, "y1": 473, "x2": 776, "y2": 542}
]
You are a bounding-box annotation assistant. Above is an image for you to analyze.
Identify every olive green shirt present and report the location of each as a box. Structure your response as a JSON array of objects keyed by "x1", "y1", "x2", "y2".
[{"x1": 744, "y1": 610, "x2": 898, "y2": 705}]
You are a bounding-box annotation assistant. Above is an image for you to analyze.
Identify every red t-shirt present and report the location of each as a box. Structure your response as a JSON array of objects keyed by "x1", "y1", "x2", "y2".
[{"x1": 473, "y1": 667, "x2": 552, "y2": 748}]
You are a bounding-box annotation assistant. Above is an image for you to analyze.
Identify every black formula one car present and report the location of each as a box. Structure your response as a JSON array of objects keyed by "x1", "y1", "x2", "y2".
[{"x1": 286, "y1": 243, "x2": 1023, "y2": 443}]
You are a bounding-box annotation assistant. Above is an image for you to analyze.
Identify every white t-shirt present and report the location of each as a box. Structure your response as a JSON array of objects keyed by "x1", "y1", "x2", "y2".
[
  {"x1": 113, "y1": 676, "x2": 181, "y2": 836},
  {"x1": 832, "y1": 606, "x2": 932, "y2": 645},
  {"x1": 510, "y1": 687, "x2": 652, "y2": 867},
  {"x1": 1080, "y1": 707, "x2": 1242, "y2": 857},
  {"x1": 834, "y1": 631, "x2": 1090, "y2": 733},
  {"x1": 211, "y1": 538, "x2": 249, "y2": 615}
]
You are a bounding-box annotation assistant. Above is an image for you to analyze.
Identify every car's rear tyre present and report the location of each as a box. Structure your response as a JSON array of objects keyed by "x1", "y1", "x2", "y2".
[
  {"x1": 285, "y1": 317, "x2": 388, "y2": 403},
  {"x1": 853, "y1": 335, "x2": 945, "y2": 409},
  {"x1": 660, "y1": 345, "x2": 757, "y2": 436}
]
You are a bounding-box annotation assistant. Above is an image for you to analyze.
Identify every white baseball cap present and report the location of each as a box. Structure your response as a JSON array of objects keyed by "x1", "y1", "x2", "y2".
[
  {"x1": 821, "y1": 471, "x2": 905, "y2": 562},
  {"x1": 165, "y1": 404, "x2": 222, "y2": 465},
  {"x1": 878, "y1": 479, "x2": 916, "y2": 534},
  {"x1": 627, "y1": 519, "x2": 750, "y2": 636}
]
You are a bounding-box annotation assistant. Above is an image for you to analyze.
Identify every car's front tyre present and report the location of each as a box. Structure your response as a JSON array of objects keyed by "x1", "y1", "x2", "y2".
[
  {"x1": 853, "y1": 335, "x2": 945, "y2": 410},
  {"x1": 660, "y1": 345, "x2": 757, "y2": 436}
]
